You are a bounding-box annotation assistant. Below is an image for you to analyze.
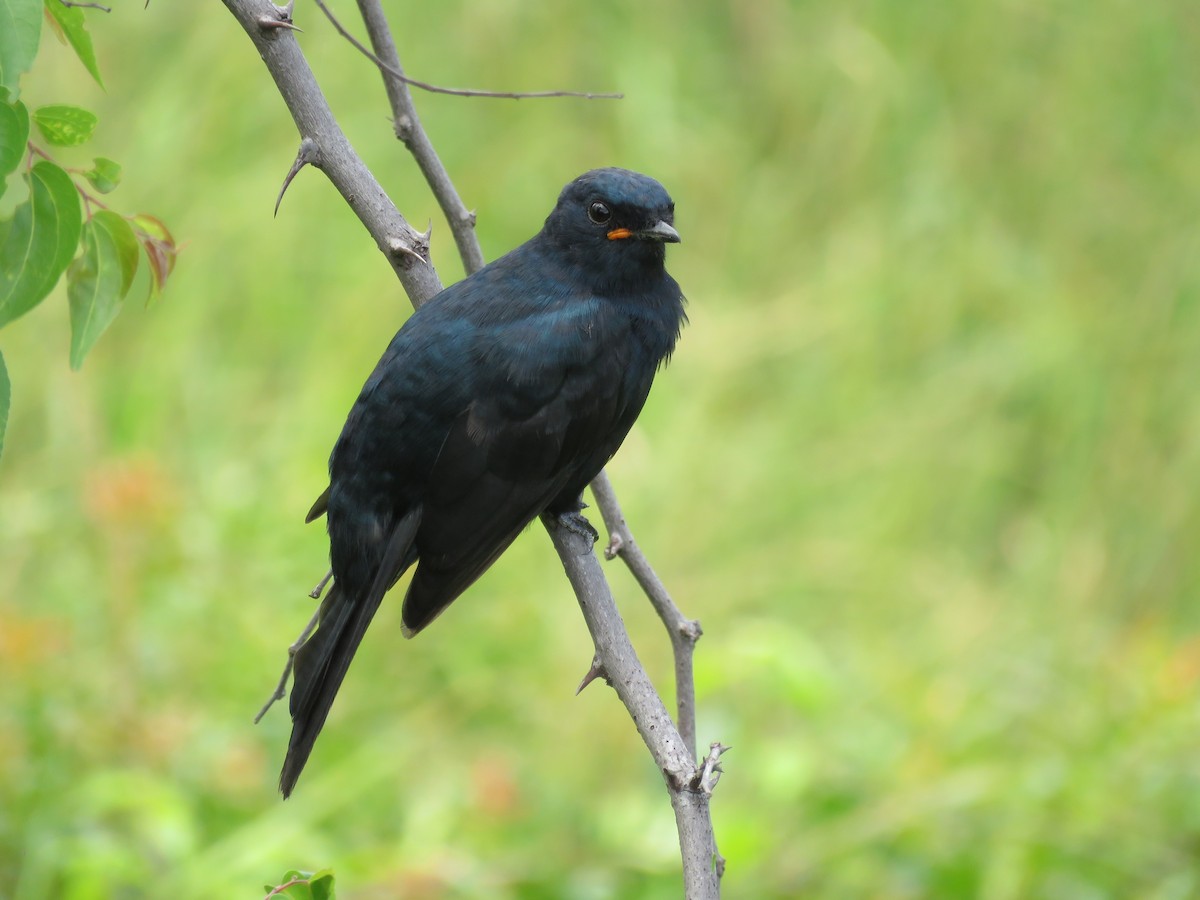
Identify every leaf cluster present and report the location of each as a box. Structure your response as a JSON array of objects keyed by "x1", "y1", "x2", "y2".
[{"x1": 0, "y1": 0, "x2": 178, "y2": 458}]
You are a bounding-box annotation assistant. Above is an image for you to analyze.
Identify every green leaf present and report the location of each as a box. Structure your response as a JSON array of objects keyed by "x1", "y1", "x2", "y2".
[
  {"x1": 0, "y1": 0, "x2": 41, "y2": 101},
  {"x1": 0, "y1": 100, "x2": 29, "y2": 199},
  {"x1": 0, "y1": 160, "x2": 83, "y2": 328},
  {"x1": 264, "y1": 870, "x2": 336, "y2": 900},
  {"x1": 308, "y1": 869, "x2": 336, "y2": 900},
  {"x1": 0, "y1": 349, "x2": 9, "y2": 460},
  {"x1": 42, "y1": 0, "x2": 104, "y2": 88},
  {"x1": 67, "y1": 217, "x2": 125, "y2": 370},
  {"x1": 92, "y1": 209, "x2": 137, "y2": 295},
  {"x1": 32, "y1": 104, "x2": 97, "y2": 147},
  {"x1": 83, "y1": 156, "x2": 120, "y2": 194}
]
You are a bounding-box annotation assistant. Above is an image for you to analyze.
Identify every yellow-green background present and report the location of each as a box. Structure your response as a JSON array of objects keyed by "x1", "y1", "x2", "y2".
[{"x1": 3, "y1": 1, "x2": 1199, "y2": 897}]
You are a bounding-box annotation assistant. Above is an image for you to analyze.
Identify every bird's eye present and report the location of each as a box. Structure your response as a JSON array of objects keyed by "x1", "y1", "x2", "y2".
[{"x1": 588, "y1": 201, "x2": 611, "y2": 225}]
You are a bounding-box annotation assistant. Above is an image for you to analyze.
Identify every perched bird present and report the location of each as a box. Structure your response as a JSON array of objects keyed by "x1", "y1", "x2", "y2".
[{"x1": 280, "y1": 168, "x2": 686, "y2": 796}]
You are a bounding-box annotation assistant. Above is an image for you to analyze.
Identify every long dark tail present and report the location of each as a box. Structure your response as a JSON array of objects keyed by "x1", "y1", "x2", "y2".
[
  {"x1": 280, "y1": 508, "x2": 421, "y2": 797},
  {"x1": 279, "y1": 582, "x2": 378, "y2": 796}
]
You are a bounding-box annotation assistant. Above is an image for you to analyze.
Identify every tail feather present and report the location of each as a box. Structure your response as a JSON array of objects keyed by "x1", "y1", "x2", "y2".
[
  {"x1": 279, "y1": 582, "x2": 366, "y2": 796},
  {"x1": 280, "y1": 507, "x2": 421, "y2": 797}
]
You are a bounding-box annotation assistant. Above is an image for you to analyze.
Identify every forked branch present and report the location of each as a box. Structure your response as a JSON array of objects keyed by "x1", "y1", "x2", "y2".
[{"x1": 591, "y1": 470, "x2": 704, "y2": 760}]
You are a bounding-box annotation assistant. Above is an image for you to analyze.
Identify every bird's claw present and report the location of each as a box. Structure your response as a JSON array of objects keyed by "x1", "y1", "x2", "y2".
[{"x1": 555, "y1": 510, "x2": 599, "y2": 546}]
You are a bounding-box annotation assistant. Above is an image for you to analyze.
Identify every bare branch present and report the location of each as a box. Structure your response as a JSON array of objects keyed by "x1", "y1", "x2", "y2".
[
  {"x1": 542, "y1": 512, "x2": 694, "y2": 783},
  {"x1": 544, "y1": 512, "x2": 721, "y2": 898},
  {"x1": 591, "y1": 470, "x2": 703, "y2": 760},
  {"x1": 220, "y1": 0, "x2": 443, "y2": 305}
]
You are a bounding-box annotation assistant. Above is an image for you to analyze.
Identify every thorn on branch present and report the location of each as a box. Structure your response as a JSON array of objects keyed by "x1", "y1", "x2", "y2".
[
  {"x1": 388, "y1": 229, "x2": 427, "y2": 260},
  {"x1": 259, "y1": 1, "x2": 301, "y2": 31},
  {"x1": 576, "y1": 654, "x2": 611, "y2": 694},
  {"x1": 275, "y1": 138, "x2": 321, "y2": 216}
]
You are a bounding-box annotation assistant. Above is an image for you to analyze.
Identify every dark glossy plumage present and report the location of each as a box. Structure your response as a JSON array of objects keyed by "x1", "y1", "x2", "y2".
[{"x1": 280, "y1": 168, "x2": 686, "y2": 796}]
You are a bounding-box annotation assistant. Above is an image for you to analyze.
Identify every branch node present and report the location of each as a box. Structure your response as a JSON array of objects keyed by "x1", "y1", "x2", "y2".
[
  {"x1": 393, "y1": 114, "x2": 414, "y2": 144},
  {"x1": 275, "y1": 138, "x2": 321, "y2": 216},
  {"x1": 689, "y1": 742, "x2": 731, "y2": 795},
  {"x1": 462, "y1": 209, "x2": 477, "y2": 228},
  {"x1": 575, "y1": 654, "x2": 611, "y2": 694},
  {"x1": 387, "y1": 232, "x2": 428, "y2": 265}
]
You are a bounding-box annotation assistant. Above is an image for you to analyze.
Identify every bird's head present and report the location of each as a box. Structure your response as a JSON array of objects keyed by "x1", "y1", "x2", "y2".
[{"x1": 541, "y1": 168, "x2": 680, "y2": 276}]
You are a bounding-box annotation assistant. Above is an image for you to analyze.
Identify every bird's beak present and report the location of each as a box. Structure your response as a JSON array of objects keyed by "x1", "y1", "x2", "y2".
[{"x1": 607, "y1": 220, "x2": 681, "y2": 243}]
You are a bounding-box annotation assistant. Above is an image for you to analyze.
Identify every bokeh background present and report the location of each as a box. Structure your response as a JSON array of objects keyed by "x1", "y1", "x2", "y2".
[{"x1": 3, "y1": 1, "x2": 1200, "y2": 897}]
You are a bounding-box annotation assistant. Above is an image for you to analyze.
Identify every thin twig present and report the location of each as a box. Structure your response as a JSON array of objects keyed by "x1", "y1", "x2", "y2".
[
  {"x1": 254, "y1": 602, "x2": 321, "y2": 723},
  {"x1": 316, "y1": 0, "x2": 622, "y2": 101},
  {"x1": 60, "y1": 0, "x2": 111, "y2": 10}
]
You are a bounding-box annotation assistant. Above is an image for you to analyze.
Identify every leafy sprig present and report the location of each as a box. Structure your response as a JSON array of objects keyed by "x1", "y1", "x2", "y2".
[{"x1": 0, "y1": 0, "x2": 178, "y2": 459}]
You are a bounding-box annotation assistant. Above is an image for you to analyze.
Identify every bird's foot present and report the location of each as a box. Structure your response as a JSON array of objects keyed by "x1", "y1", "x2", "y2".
[{"x1": 553, "y1": 509, "x2": 599, "y2": 546}]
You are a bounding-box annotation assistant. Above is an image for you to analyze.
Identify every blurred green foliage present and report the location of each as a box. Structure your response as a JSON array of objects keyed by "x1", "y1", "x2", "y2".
[{"x1": 2, "y1": 1, "x2": 1199, "y2": 897}]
